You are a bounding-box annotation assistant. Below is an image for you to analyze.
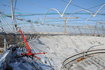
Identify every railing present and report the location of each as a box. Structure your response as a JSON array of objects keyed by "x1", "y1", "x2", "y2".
[
  {"x1": 62, "y1": 49, "x2": 105, "y2": 70},
  {"x1": 0, "y1": 25, "x2": 105, "y2": 36}
]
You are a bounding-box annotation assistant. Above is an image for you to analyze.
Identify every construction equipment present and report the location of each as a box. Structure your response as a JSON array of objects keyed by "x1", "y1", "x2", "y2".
[{"x1": 17, "y1": 27, "x2": 46, "y2": 60}]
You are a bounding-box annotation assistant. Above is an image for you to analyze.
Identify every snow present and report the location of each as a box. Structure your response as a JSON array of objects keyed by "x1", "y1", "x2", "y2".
[{"x1": 29, "y1": 35, "x2": 105, "y2": 70}]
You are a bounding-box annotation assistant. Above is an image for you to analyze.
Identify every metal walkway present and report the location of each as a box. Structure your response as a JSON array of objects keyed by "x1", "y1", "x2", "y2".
[{"x1": 62, "y1": 49, "x2": 105, "y2": 70}]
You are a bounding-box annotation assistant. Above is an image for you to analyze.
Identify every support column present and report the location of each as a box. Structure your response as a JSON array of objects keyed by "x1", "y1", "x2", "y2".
[
  {"x1": 13, "y1": 34, "x2": 17, "y2": 44},
  {"x1": 3, "y1": 33, "x2": 7, "y2": 51},
  {"x1": 64, "y1": 17, "x2": 67, "y2": 34}
]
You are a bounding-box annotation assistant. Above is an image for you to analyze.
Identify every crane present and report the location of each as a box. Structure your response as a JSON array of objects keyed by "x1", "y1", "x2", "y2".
[{"x1": 17, "y1": 27, "x2": 46, "y2": 60}]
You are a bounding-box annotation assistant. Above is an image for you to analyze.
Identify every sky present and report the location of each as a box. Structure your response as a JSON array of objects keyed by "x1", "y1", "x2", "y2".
[
  {"x1": 0, "y1": 0, "x2": 105, "y2": 33},
  {"x1": 0, "y1": 0, "x2": 105, "y2": 13}
]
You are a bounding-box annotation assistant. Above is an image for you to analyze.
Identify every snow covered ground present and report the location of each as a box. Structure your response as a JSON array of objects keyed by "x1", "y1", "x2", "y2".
[{"x1": 29, "y1": 35, "x2": 105, "y2": 70}]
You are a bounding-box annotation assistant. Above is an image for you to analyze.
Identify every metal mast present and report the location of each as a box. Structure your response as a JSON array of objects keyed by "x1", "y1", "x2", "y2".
[
  {"x1": 10, "y1": 0, "x2": 17, "y2": 33},
  {"x1": 10, "y1": 0, "x2": 17, "y2": 44}
]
